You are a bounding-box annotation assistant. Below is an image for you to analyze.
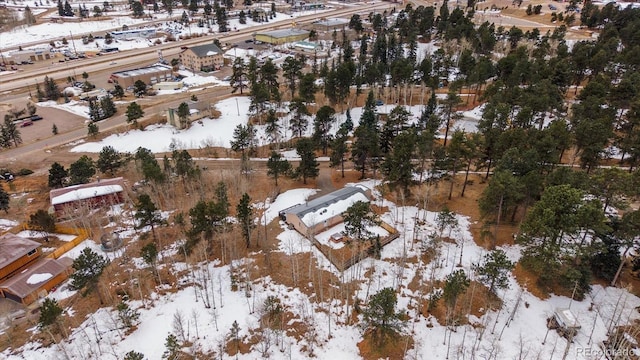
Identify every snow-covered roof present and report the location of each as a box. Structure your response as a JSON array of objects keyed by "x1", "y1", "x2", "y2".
[
  {"x1": 51, "y1": 184, "x2": 123, "y2": 205},
  {"x1": 187, "y1": 43, "x2": 223, "y2": 58},
  {"x1": 111, "y1": 64, "x2": 172, "y2": 79},
  {"x1": 0, "y1": 257, "x2": 72, "y2": 299},
  {"x1": 555, "y1": 308, "x2": 581, "y2": 329},
  {"x1": 257, "y1": 28, "x2": 309, "y2": 39},
  {"x1": 284, "y1": 186, "x2": 371, "y2": 227},
  {"x1": 313, "y1": 18, "x2": 348, "y2": 27},
  {"x1": 0, "y1": 234, "x2": 40, "y2": 271}
]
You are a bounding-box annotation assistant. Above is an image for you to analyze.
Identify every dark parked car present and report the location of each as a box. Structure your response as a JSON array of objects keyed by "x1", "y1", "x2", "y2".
[
  {"x1": 30, "y1": 115, "x2": 43, "y2": 121},
  {"x1": 20, "y1": 120, "x2": 33, "y2": 127}
]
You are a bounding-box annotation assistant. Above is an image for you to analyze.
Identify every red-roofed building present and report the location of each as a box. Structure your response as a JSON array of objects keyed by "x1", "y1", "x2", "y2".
[{"x1": 49, "y1": 177, "x2": 125, "y2": 217}]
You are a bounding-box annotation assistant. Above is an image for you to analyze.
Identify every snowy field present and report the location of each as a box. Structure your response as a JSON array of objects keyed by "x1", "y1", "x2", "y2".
[
  {"x1": 65, "y1": 94, "x2": 494, "y2": 154},
  {"x1": 2, "y1": 181, "x2": 639, "y2": 359}
]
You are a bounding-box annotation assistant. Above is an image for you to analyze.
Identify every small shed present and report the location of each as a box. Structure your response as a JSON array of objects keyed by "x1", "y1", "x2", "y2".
[
  {"x1": 0, "y1": 257, "x2": 73, "y2": 305},
  {"x1": 50, "y1": 177, "x2": 125, "y2": 217},
  {"x1": 554, "y1": 308, "x2": 581, "y2": 330},
  {"x1": 0, "y1": 234, "x2": 42, "y2": 281}
]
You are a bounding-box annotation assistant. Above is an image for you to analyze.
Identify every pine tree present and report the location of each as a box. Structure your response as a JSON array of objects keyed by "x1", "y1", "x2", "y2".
[
  {"x1": 57, "y1": 0, "x2": 64, "y2": 15},
  {"x1": 52, "y1": 124, "x2": 59, "y2": 135},
  {"x1": 163, "y1": 334, "x2": 180, "y2": 359},
  {"x1": 88, "y1": 98, "x2": 101, "y2": 121},
  {"x1": 112, "y1": 83, "x2": 125, "y2": 99},
  {"x1": 88, "y1": 122, "x2": 99, "y2": 138},
  {"x1": 295, "y1": 138, "x2": 319, "y2": 184},
  {"x1": 134, "y1": 194, "x2": 164, "y2": 243},
  {"x1": 188, "y1": 0, "x2": 198, "y2": 12},
  {"x1": 381, "y1": 130, "x2": 417, "y2": 196},
  {"x1": 117, "y1": 300, "x2": 140, "y2": 328},
  {"x1": 176, "y1": 102, "x2": 190, "y2": 129},
  {"x1": 97, "y1": 145, "x2": 124, "y2": 175},
  {"x1": 69, "y1": 155, "x2": 96, "y2": 185},
  {"x1": 362, "y1": 288, "x2": 405, "y2": 345},
  {"x1": 230, "y1": 57, "x2": 247, "y2": 94},
  {"x1": 312, "y1": 105, "x2": 335, "y2": 155},
  {"x1": 288, "y1": 99, "x2": 310, "y2": 138},
  {"x1": 126, "y1": 102, "x2": 144, "y2": 126},
  {"x1": 100, "y1": 96, "x2": 117, "y2": 118},
  {"x1": 0, "y1": 186, "x2": 10, "y2": 214},
  {"x1": 343, "y1": 200, "x2": 379, "y2": 242},
  {"x1": 70, "y1": 248, "x2": 109, "y2": 300},
  {"x1": 236, "y1": 193, "x2": 254, "y2": 248},
  {"x1": 28, "y1": 210, "x2": 56, "y2": 239},
  {"x1": 2, "y1": 117, "x2": 21, "y2": 147},
  {"x1": 330, "y1": 122, "x2": 349, "y2": 178},
  {"x1": 133, "y1": 80, "x2": 147, "y2": 97},
  {"x1": 48, "y1": 162, "x2": 68, "y2": 188},
  {"x1": 38, "y1": 298, "x2": 63, "y2": 329},
  {"x1": 24, "y1": 5, "x2": 36, "y2": 25},
  {"x1": 124, "y1": 351, "x2": 145, "y2": 360},
  {"x1": 266, "y1": 151, "x2": 291, "y2": 186},
  {"x1": 443, "y1": 269, "x2": 470, "y2": 308},
  {"x1": 474, "y1": 249, "x2": 514, "y2": 293},
  {"x1": 172, "y1": 149, "x2": 199, "y2": 181},
  {"x1": 64, "y1": 0, "x2": 73, "y2": 16}
]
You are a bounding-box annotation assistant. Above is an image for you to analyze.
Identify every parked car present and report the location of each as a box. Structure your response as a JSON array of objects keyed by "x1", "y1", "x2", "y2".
[
  {"x1": 30, "y1": 115, "x2": 43, "y2": 121},
  {"x1": 20, "y1": 120, "x2": 33, "y2": 127},
  {"x1": 376, "y1": 100, "x2": 384, "y2": 106}
]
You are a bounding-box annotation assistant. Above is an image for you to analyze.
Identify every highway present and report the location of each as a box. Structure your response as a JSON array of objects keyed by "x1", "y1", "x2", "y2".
[
  {"x1": 1, "y1": 2, "x2": 395, "y2": 94},
  {"x1": 0, "y1": 2, "x2": 395, "y2": 161}
]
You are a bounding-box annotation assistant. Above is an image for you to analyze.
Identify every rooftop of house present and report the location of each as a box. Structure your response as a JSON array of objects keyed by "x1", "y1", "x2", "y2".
[
  {"x1": 0, "y1": 234, "x2": 41, "y2": 271},
  {"x1": 185, "y1": 43, "x2": 224, "y2": 58},
  {"x1": 0, "y1": 257, "x2": 73, "y2": 299},
  {"x1": 49, "y1": 177, "x2": 125, "y2": 206},
  {"x1": 283, "y1": 185, "x2": 371, "y2": 226}
]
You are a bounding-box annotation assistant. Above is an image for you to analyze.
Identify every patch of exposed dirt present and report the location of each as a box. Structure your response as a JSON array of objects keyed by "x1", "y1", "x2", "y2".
[{"x1": 357, "y1": 332, "x2": 414, "y2": 360}]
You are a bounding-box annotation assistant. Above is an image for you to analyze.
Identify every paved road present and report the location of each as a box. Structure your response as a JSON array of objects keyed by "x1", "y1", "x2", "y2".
[
  {"x1": 1, "y1": 2, "x2": 395, "y2": 93},
  {"x1": 2, "y1": 86, "x2": 232, "y2": 162},
  {"x1": 1, "y1": 1, "x2": 396, "y2": 163}
]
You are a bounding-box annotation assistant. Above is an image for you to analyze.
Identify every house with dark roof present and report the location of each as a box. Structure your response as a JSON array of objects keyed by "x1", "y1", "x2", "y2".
[
  {"x1": 0, "y1": 234, "x2": 42, "y2": 281},
  {"x1": 180, "y1": 43, "x2": 224, "y2": 72},
  {"x1": 0, "y1": 257, "x2": 73, "y2": 305},
  {"x1": 280, "y1": 185, "x2": 372, "y2": 235}
]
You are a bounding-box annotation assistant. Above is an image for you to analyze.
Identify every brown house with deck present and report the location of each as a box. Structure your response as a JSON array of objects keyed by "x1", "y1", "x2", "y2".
[{"x1": 0, "y1": 234, "x2": 42, "y2": 281}]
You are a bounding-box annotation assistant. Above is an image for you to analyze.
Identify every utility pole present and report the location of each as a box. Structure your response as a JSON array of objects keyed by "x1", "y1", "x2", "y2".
[{"x1": 69, "y1": 30, "x2": 78, "y2": 57}]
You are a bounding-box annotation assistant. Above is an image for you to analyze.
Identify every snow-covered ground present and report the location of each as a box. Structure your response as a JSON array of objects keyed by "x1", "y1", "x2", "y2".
[
  {"x1": 64, "y1": 94, "x2": 491, "y2": 154},
  {"x1": 15, "y1": 230, "x2": 77, "y2": 242},
  {"x1": 3, "y1": 181, "x2": 639, "y2": 360}
]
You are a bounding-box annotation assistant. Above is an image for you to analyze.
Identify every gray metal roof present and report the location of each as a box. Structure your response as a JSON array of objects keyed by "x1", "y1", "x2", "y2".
[
  {"x1": 0, "y1": 234, "x2": 40, "y2": 271},
  {"x1": 314, "y1": 18, "x2": 348, "y2": 26},
  {"x1": 187, "y1": 43, "x2": 223, "y2": 58},
  {"x1": 283, "y1": 186, "x2": 369, "y2": 219},
  {"x1": 111, "y1": 64, "x2": 172, "y2": 78},
  {"x1": 0, "y1": 258, "x2": 71, "y2": 298},
  {"x1": 257, "y1": 29, "x2": 310, "y2": 39}
]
